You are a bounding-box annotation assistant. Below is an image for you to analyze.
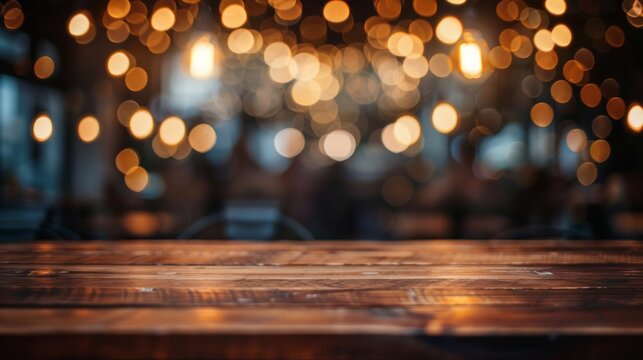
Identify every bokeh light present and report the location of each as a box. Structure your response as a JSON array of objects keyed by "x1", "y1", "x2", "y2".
[
  {"x1": 627, "y1": 104, "x2": 643, "y2": 132},
  {"x1": 67, "y1": 12, "x2": 91, "y2": 37},
  {"x1": 159, "y1": 116, "x2": 186, "y2": 146},
  {"x1": 189, "y1": 36, "x2": 216, "y2": 79},
  {"x1": 530, "y1": 102, "x2": 554, "y2": 127},
  {"x1": 115, "y1": 148, "x2": 139, "y2": 174},
  {"x1": 221, "y1": 4, "x2": 247, "y2": 29},
  {"x1": 322, "y1": 129, "x2": 356, "y2": 162},
  {"x1": 77, "y1": 115, "x2": 100, "y2": 143},
  {"x1": 323, "y1": 1, "x2": 350, "y2": 24},
  {"x1": 125, "y1": 67, "x2": 148, "y2": 91},
  {"x1": 129, "y1": 109, "x2": 154, "y2": 140},
  {"x1": 32, "y1": 114, "x2": 53, "y2": 142},
  {"x1": 34, "y1": 56, "x2": 55, "y2": 79},
  {"x1": 125, "y1": 166, "x2": 149, "y2": 192},
  {"x1": 188, "y1": 123, "x2": 217, "y2": 153},
  {"x1": 150, "y1": 7, "x2": 175, "y2": 32},
  {"x1": 106, "y1": 51, "x2": 131, "y2": 77},
  {"x1": 432, "y1": 103, "x2": 459, "y2": 134},
  {"x1": 274, "y1": 127, "x2": 306, "y2": 158},
  {"x1": 435, "y1": 16, "x2": 463, "y2": 44}
]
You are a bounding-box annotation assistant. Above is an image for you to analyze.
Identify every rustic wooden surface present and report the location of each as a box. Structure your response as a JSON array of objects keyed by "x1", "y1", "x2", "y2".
[{"x1": 0, "y1": 240, "x2": 642, "y2": 359}]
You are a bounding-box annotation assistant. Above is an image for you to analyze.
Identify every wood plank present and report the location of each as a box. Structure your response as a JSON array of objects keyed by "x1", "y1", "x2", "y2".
[
  {"x1": 1, "y1": 239, "x2": 642, "y2": 359},
  {"x1": 1, "y1": 306, "x2": 642, "y2": 336},
  {"x1": 0, "y1": 250, "x2": 643, "y2": 266},
  {"x1": 1, "y1": 239, "x2": 639, "y2": 249},
  {"x1": 0, "y1": 286, "x2": 640, "y2": 307},
  {"x1": 1, "y1": 265, "x2": 641, "y2": 290},
  {"x1": 2, "y1": 249, "x2": 640, "y2": 265}
]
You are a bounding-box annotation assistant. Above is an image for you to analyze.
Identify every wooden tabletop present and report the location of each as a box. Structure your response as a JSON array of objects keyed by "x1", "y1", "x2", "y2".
[{"x1": 1, "y1": 240, "x2": 642, "y2": 359}]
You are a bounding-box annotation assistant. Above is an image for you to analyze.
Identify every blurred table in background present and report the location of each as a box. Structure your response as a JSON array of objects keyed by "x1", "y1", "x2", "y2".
[{"x1": 1, "y1": 240, "x2": 642, "y2": 359}]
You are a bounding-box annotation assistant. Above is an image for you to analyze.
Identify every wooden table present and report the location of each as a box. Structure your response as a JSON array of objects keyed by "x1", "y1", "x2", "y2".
[{"x1": 0, "y1": 240, "x2": 642, "y2": 359}]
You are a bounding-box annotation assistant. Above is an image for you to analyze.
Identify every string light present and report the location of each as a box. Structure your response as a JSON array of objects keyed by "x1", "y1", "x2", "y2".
[
  {"x1": 188, "y1": 36, "x2": 216, "y2": 79},
  {"x1": 10, "y1": 0, "x2": 641, "y2": 198}
]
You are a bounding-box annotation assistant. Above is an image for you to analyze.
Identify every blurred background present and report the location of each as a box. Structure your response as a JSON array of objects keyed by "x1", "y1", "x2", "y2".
[{"x1": 0, "y1": 0, "x2": 642, "y2": 241}]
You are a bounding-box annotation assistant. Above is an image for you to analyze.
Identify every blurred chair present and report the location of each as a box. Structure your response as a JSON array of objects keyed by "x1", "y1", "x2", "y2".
[{"x1": 178, "y1": 201, "x2": 314, "y2": 240}]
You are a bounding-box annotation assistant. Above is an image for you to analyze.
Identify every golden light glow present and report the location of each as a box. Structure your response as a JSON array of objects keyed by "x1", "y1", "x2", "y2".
[
  {"x1": 510, "y1": 35, "x2": 533, "y2": 58},
  {"x1": 458, "y1": 41, "x2": 483, "y2": 79},
  {"x1": 432, "y1": 103, "x2": 459, "y2": 134},
  {"x1": 387, "y1": 32, "x2": 423, "y2": 58},
  {"x1": 291, "y1": 80, "x2": 321, "y2": 106},
  {"x1": 551, "y1": 24, "x2": 572, "y2": 47},
  {"x1": 545, "y1": 0, "x2": 567, "y2": 16},
  {"x1": 274, "y1": 127, "x2": 306, "y2": 158},
  {"x1": 551, "y1": 80, "x2": 572, "y2": 104},
  {"x1": 489, "y1": 46, "x2": 512, "y2": 69},
  {"x1": 159, "y1": 116, "x2": 186, "y2": 146},
  {"x1": 67, "y1": 12, "x2": 91, "y2": 37},
  {"x1": 107, "y1": 0, "x2": 131, "y2": 19},
  {"x1": 566, "y1": 128, "x2": 587, "y2": 152},
  {"x1": 32, "y1": 114, "x2": 53, "y2": 142},
  {"x1": 221, "y1": 4, "x2": 247, "y2": 29},
  {"x1": 382, "y1": 123, "x2": 408, "y2": 153},
  {"x1": 77, "y1": 115, "x2": 100, "y2": 143},
  {"x1": 446, "y1": 0, "x2": 466, "y2": 4},
  {"x1": 436, "y1": 16, "x2": 463, "y2": 44},
  {"x1": 3, "y1": 7, "x2": 25, "y2": 30},
  {"x1": 125, "y1": 166, "x2": 149, "y2": 192},
  {"x1": 34, "y1": 56, "x2": 55, "y2": 79},
  {"x1": 150, "y1": 7, "x2": 175, "y2": 31},
  {"x1": 289, "y1": 52, "x2": 321, "y2": 81},
  {"x1": 147, "y1": 31, "x2": 171, "y2": 54},
  {"x1": 264, "y1": 41, "x2": 292, "y2": 68},
  {"x1": 189, "y1": 37, "x2": 215, "y2": 79},
  {"x1": 607, "y1": 97, "x2": 626, "y2": 120},
  {"x1": 413, "y1": 0, "x2": 437, "y2": 17},
  {"x1": 580, "y1": 83, "x2": 601, "y2": 108},
  {"x1": 533, "y1": 29, "x2": 555, "y2": 52},
  {"x1": 227, "y1": 28, "x2": 255, "y2": 54},
  {"x1": 322, "y1": 129, "x2": 356, "y2": 161},
  {"x1": 535, "y1": 50, "x2": 558, "y2": 70},
  {"x1": 530, "y1": 102, "x2": 554, "y2": 127},
  {"x1": 393, "y1": 115, "x2": 422, "y2": 146},
  {"x1": 125, "y1": 67, "x2": 148, "y2": 92},
  {"x1": 323, "y1": 1, "x2": 350, "y2": 23},
  {"x1": 590, "y1": 140, "x2": 611, "y2": 163},
  {"x1": 627, "y1": 104, "x2": 643, "y2": 132},
  {"x1": 115, "y1": 148, "x2": 139, "y2": 174},
  {"x1": 106, "y1": 51, "x2": 130, "y2": 77},
  {"x1": 129, "y1": 109, "x2": 154, "y2": 140},
  {"x1": 429, "y1": 53, "x2": 453, "y2": 78},
  {"x1": 188, "y1": 123, "x2": 217, "y2": 153},
  {"x1": 403, "y1": 56, "x2": 429, "y2": 78}
]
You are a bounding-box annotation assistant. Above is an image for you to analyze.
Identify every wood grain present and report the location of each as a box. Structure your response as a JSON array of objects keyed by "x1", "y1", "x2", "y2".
[{"x1": 0, "y1": 240, "x2": 642, "y2": 359}]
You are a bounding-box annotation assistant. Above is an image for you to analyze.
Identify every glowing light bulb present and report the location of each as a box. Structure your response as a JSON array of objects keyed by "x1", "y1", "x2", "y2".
[
  {"x1": 459, "y1": 42, "x2": 483, "y2": 79},
  {"x1": 627, "y1": 104, "x2": 643, "y2": 132},
  {"x1": 32, "y1": 114, "x2": 53, "y2": 142},
  {"x1": 189, "y1": 37, "x2": 215, "y2": 79}
]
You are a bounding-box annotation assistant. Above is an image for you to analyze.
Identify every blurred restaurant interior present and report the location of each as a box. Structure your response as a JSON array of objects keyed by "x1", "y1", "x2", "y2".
[{"x1": 0, "y1": 0, "x2": 642, "y2": 241}]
